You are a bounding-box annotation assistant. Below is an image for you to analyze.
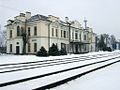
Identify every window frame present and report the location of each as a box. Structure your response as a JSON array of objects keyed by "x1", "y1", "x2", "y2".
[
  {"x1": 17, "y1": 26, "x2": 20, "y2": 36},
  {"x1": 34, "y1": 43, "x2": 37, "y2": 52},
  {"x1": 28, "y1": 43, "x2": 31, "y2": 52},
  {"x1": 10, "y1": 30, "x2": 12, "y2": 38},
  {"x1": 28, "y1": 27, "x2": 31, "y2": 36},
  {"x1": 34, "y1": 26, "x2": 37, "y2": 36},
  {"x1": 10, "y1": 44, "x2": 12, "y2": 52}
]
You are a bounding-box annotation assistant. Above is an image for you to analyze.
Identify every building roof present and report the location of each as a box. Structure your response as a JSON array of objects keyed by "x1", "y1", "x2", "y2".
[{"x1": 27, "y1": 14, "x2": 49, "y2": 22}]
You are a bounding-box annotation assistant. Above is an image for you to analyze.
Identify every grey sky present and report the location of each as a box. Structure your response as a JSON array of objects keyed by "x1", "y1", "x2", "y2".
[{"x1": 0, "y1": 0, "x2": 120, "y2": 39}]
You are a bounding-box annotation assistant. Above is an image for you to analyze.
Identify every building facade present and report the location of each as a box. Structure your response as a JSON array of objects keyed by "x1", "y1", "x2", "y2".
[{"x1": 6, "y1": 12, "x2": 96, "y2": 54}]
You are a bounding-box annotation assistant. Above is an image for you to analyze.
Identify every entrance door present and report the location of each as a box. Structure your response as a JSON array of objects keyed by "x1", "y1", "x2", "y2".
[
  {"x1": 75, "y1": 44, "x2": 78, "y2": 53},
  {"x1": 16, "y1": 46, "x2": 20, "y2": 54}
]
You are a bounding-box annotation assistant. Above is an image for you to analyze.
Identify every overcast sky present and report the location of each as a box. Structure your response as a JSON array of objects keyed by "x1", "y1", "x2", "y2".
[{"x1": 0, "y1": 0, "x2": 120, "y2": 39}]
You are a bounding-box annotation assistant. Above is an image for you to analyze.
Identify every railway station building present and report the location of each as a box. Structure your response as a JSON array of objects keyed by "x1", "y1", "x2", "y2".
[{"x1": 6, "y1": 12, "x2": 96, "y2": 54}]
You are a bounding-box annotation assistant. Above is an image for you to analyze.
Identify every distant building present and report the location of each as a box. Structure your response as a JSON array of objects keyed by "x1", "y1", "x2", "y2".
[{"x1": 6, "y1": 12, "x2": 96, "y2": 54}]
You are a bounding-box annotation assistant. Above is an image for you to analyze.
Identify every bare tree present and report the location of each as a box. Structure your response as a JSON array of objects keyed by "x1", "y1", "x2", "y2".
[
  {"x1": 21, "y1": 20, "x2": 29, "y2": 54},
  {"x1": 0, "y1": 29, "x2": 6, "y2": 53}
]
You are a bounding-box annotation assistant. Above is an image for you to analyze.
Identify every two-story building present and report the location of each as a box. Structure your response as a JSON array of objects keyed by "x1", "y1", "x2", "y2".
[{"x1": 6, "y1": 12, "x2": 96, "y2": 54}]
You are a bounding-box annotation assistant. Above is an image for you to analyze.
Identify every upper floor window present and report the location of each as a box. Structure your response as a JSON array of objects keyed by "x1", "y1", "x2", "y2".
[
  {"x1": 64, "y1": 31, "x2": 66, "y2": 38},
  {"x1": 52, "y1": 28, "x2": 54, "y2": 36},
  {"x1": 72, "y1": 32, "x2": 74, "y2": 39},
  {"x1": 61, "y1": 30, "x2": 63, "y2": 37},
  {"x1": 17, "y1": 26, "x2": 20, "y2": 36},
  {"x1": 10, "y1": 30, "x2": 12, "y2": 38},
  {"x1": 56, "y1": 29, "x2": 58, "y2": 37},
  {"x1": 28, "y1": 27, "x2": 30, "y2": 36},
  {"x1": 84, "y1": 35, "x2": 86, "y2": 40},
  {"x1": 67, "y1": 31, "x2": 69, "y2": 38},
  {"x1": 75, "y1": 33, "x2": 78, "y2": 39},
  {"x1": 34, "y1": 26, "x2": 37, "y2": 35},
  {"x1": 21, "y1": 27, "x2": 24, "y2": 35},
  {"x1": 79, "y1": 33, "x2": 81, "y2": 40}
]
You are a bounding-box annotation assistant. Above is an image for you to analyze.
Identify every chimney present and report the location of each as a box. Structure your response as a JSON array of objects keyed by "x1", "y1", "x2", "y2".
[
  {"x1": 65, "y1": 17, "x2": 69, "y2": 23},
  {"x1": 26, "y1": 12, "x2": 31, "y2": 19},
  {"x1": 20, "y1": 13, "x2": 25, "y2": 17}
]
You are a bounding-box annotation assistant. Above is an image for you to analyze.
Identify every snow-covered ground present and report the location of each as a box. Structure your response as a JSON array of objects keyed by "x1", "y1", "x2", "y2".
[
  {"x1": 0, "y1": 51, "x2": 111, "y2": 64},
  {"x1": 51, "y1": 61, "x2": 120, "y2": 90},
  {"x1": 0, "y1": 50, "x2": 120, "y2": 90}
]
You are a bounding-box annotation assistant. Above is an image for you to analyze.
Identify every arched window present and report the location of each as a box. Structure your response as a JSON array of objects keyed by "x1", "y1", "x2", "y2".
[{"x1": 17, "y1": 26, "x2": 20, "y2": 36}]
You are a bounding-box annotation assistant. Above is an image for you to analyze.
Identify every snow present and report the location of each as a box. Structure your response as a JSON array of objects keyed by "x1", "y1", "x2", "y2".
[
  {"x1": 51, "y1": 60, "x2": 120, "y2": 90},
  {"x1": 0, "y1": 51, "x2": 110, "y2": 64},
  {"x1": 0, "y1": 50, "x2": 120, "y2": 90},
  {"x1": 0, "y1": 51, "x2": 118, "y2": 84}
]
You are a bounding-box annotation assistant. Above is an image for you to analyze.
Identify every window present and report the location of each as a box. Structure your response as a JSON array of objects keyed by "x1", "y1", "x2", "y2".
[
  {"x1": 72, "y1": 32, "x2": 74, "y2": 39},
  {"x1": 75, "y1": 33, "x2": 78, "y2": 39},
  {"x1": 17, "y1": 26, "x2": 20, "y2": 36},
  {"x1": 10, "y1": 30, "x2": 12, "y2": 38},
  {"x1": 79, "y1": 33, "x2": 81, "y2": 40},
  {"x1": 61, "y1": 30, "x2": 62, "y2": 37},
  {"x1": 34, "y1": 43, "x2": 37, "y2": 52},
  {"x1": 64, "y1": 31, "x2": 66, "y2": 38},
  {"x1": 84, "y1": 45, "x2": 86, "y2": 51},
  {"x1": 28, "y1": 27, "x2": 30, "y2": 36},
  {"x1": 84, "y1": 35, "x2": 86, "y2": 40},
  {"x1": 10, "y1": 44, "x2": 12, "y2": 52},
  {"x1": 52, "y1": 28, "x2": 54, "y2": 36},
  {"x1": 21, "y1": 27, "x2": 24, "y2": 35},
  {"x1": 16, "y1": 42, "x2": 19, "y2": 44},
  {"x1": 34, "y1": 26, "x2": 37, "y2": 35},
  {"x1": 61, "y1": 43, "x2": 66, "y2": 50},
  {"x1": 28, "y1": 43, "x2": 31, "y2": 52},
  {"x1": 67, "y1": 31, "x2": 69, "y2": 38},
  {"x1": 56, "y1": 29, "x2": 58, "y2": 37}
]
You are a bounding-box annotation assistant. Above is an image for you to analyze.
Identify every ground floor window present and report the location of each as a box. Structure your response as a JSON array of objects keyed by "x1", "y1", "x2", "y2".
[
  {"x1": 84, "y1": 45, "x2": 86, "y2": 51},
  {"x1": 34, "y1": 43, "x2": 37, "y2": 52},
  {"x1": 10, "y1": 44, "x2": 12, "y2": 52},
  {"x1": 61, "y1": 43, "x2": 66, "y2": 50},
  {"x1": 28, "y1": 43, "x2": 31, "y2": 52}
]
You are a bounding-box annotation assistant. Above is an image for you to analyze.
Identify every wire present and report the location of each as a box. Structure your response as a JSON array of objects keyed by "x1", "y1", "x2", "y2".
[{"x1": 0, "y1": 4, "x2": 24, "y2": 12}]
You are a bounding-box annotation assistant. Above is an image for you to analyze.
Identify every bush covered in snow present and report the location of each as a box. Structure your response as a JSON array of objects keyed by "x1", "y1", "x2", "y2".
[
  {"x1": 48, "y1": 43, "x2": 60, "y2": 56},
  {"x1": 36, "y1": 46, "x2": 48, "y2": 57},
  {"x1": 59, "y1": 48, "x2": 67, "y2": 55}
]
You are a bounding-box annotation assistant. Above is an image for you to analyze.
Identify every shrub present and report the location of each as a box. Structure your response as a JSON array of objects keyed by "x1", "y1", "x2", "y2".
[
  {"x1": 102, "y1": 47, "x2": 112, "y2": 52},
  {"x1": 60, "y1": 48, "x2": 67, "y2": 55},
  {"x1": 106, "y1": 47, "x2": 112, "y2": 52},
  {"x1": 36, "y1": 46, "x2": 48, "y2": 57},
  {"x1": 48, "y1": 43, "x2": 60, "y2": 56}
]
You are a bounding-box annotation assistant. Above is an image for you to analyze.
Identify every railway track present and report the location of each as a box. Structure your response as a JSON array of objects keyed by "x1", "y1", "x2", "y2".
[
  {"x1": 0, "y1": 52, "x2": 120, "y2": 90},
  {"x1": 0, "y1": 52, "x2": 119, "y2": 74}
]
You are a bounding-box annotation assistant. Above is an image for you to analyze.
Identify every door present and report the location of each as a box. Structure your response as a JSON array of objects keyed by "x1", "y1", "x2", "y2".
[
  {"x1": 75, "y1": 44, "x2": 78, "y2": 53},
  {"x1": 16, "y1": 46, "x2": 20, "y2": 54}
]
